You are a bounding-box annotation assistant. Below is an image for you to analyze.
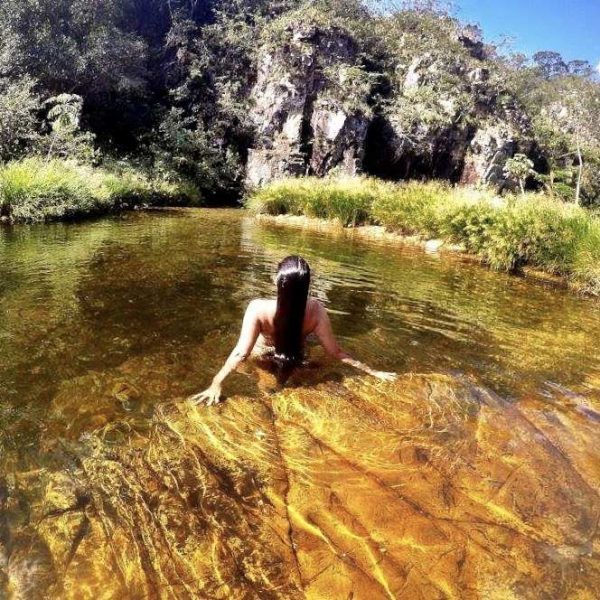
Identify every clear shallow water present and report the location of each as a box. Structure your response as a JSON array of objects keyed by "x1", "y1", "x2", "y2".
[{"x1": 1, "y1": 209, "x2": 599, "y2": 598}]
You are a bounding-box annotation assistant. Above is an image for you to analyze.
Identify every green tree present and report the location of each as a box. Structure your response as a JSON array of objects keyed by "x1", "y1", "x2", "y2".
[
  {"x1": 0, "y1": 0, "x2": 150, "y2": 146},
  {"x1": 151, "y1": 107, "x2": 243, "y2": 198},
  {"x1": 527, "y1": 76, "x2": 600, "y2": 205},
  {"x1": 509, "y1": 52, "x2": 600, "y2": 205},
  {"x1": 504, "y1": 153, "x2": 536, "y2": 195},
  {"x1": 567, "y1": 60, "x2": 593, "y2": 77},
  {"x1": 43, "y1": 94, "x2": 95, "y2": 161},
  {"x1": 556, "y1": 78, "x2": 600, "y2": 204},
  {"x1": 533, "y1": 51, "x2": 568, "y2": 79}
]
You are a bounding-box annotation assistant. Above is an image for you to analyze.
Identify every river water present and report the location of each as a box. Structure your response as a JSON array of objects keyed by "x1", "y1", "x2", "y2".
[{"x1": 0, "y1": 209, "x2": 599, "y2": 598}]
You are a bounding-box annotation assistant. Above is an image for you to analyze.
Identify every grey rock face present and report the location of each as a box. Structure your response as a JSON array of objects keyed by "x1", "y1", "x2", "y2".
[
  {"x1": 245, "y1": 25, "x2": 371, "y2": 187},
  {"x1": 461, "y1": 123, "x2": 517, "y2": 186},
  {"x1": 365, "y1": 30, "x2": 534, "y2": 187},
  {"x1": 461, "y1": 103, "x2": 535, "y2": 188},
  {"x1": 245, "y1": 22, "x2": 536, "y2": 190},
  {"x1": 309, "y1": 102, "x2": 368, "y2": 176}
]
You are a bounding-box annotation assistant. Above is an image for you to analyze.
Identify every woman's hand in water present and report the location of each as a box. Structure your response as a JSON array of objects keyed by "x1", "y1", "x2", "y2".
[
  {"x1": 372, "y1": 370, "x2": 397, "y2": 382},
  {"x1": 189, "y1": 382, "x2": 223, "y2": 406}
]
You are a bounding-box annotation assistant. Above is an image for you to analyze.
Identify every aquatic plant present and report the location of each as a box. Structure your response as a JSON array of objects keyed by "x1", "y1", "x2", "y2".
[
  {"x1": 0, "y1": 158, "x2": 201, "y2": 223},
  {"x1": 248, "y1": 176, "x2": 600, "y2": 294}
]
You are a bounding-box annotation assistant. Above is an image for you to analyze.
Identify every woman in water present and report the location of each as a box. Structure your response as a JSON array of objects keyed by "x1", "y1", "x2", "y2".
[{"x1": 191, "y1": 255, "x2": 396, "y2": 406}]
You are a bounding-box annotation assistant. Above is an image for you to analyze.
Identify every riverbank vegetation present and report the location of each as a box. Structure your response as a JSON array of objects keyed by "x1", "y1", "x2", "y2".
[
  {"x1": 248, "y1": 177, "x2": 600, "y2": 294},
  {"x1": 0, "y1": 158, "x2": 200, "y2": 223},
  {"x1": 0, "y1": 0, "x2": 598, "y2": 208}
]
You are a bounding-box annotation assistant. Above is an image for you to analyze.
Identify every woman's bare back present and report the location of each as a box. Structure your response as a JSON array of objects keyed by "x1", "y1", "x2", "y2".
[{"x1": 251, "y1": 298, "x2": 322, "y2": 350}]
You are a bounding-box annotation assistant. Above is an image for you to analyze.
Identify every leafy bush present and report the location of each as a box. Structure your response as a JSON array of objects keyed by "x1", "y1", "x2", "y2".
[
  {"x1": 503, "y1": 154, "x2": 537, "y2": 194},
  {"x1": 151, "y1": 108, "x2": 244, "y2": 202},
  {"x1": 0, "y1": 158, "x2": 201, "y2": 223},
  {"x1": 248, "y1": 176, "x2": 600, "y2": 294},
  {"x1": 41, "y1": 94, "x2": 97, "y2": 163}
]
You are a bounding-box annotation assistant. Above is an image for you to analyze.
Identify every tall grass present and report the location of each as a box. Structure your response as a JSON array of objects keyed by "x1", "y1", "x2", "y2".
[
  {"x1": 247, "y1": 176, "x2": 391, "y2": 226},
  {"x1": 0, "y1": 158, "x2": 201, "y2": 223},
  {"x1": 247, "y1": 176, "x2": 600, "y2": 295}
]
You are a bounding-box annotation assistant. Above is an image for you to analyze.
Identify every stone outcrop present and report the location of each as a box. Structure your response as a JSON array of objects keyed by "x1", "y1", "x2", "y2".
[
  {"x1": 246, "y1": 25, "x2": 371, "y2": 187},
  {"x1": 460, "y1": 97, "x2": 536, "y2": 188},
  {"x1": 366, "y1": 30, "x2": 535, "y2": 187}
]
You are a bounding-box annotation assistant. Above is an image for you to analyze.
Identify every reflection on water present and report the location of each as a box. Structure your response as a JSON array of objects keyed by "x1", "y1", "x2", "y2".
[{"x1": 0, "y1": 209, "x2": 599, "y2": 598}]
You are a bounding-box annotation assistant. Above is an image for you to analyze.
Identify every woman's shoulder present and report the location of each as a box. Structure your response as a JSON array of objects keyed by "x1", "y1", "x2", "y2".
[
  {"x1": 308, "y1": 298, "x2": 325, "y2": 312},
  {"x1": 307, "y1": 298, "x2": 327, "y2": 324},
  {"x1": 247, "y1": 298, "x2": 276, "y2": 317}
]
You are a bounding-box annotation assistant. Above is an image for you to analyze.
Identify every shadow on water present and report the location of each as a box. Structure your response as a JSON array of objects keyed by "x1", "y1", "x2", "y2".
[{"x1": 0, "y1": 209, "x2": 599, "y2": 598}]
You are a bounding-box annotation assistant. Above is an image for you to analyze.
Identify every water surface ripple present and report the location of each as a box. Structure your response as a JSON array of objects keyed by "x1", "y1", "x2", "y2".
[{"x1": 0, "y1": 209, "x2": 598, "y2": 598}]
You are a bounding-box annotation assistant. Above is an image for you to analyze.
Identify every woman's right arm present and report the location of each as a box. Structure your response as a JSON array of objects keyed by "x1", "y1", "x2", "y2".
[
  {"x1": 190, "y1": 300, "x2": 261, "y2": 406},
  {"x1": 313, "y1": 303, "x2": 396, "y2": 381}
]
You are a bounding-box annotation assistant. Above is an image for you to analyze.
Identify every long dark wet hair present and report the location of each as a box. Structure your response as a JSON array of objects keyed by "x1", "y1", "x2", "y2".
[{"x1": 273, "y1": 256, "x2": 310, "y2": 367}]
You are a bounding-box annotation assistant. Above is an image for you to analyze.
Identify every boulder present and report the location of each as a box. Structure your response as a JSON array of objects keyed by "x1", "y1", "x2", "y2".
[
  {"x1": 309, "y1": 101, "x2": 368, "y2": 177},
  {"x1": 366, "y1": 46, "x2": 535, "y2": 187}
]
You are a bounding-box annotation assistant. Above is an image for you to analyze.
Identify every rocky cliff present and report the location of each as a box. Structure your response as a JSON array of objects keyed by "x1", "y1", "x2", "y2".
[
  {"x1": 246, "y1": 24, "x2": 371, "y2": 187},
  {"x1": 245, "y1": 22, "x2": 537, "y2": 190}
]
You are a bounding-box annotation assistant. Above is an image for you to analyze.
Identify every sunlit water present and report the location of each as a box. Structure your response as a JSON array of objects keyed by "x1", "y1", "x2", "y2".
[{"x1": 1, "y1": 209, "x2": 599, "y2": 598}]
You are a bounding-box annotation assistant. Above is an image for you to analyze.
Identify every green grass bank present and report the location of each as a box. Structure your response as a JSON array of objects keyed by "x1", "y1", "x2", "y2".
[
  {"x1": 0, "y1": 158, "x2": 200, "y2": 223},
  {"x1": 247, "y1": 177, "x2": 600, "y2": 295}
]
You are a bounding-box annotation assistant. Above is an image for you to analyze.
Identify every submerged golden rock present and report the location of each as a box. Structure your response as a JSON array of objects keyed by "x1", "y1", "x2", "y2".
[{"x1": 2, "y1": 366, "x2": 599, "y2": 599}]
